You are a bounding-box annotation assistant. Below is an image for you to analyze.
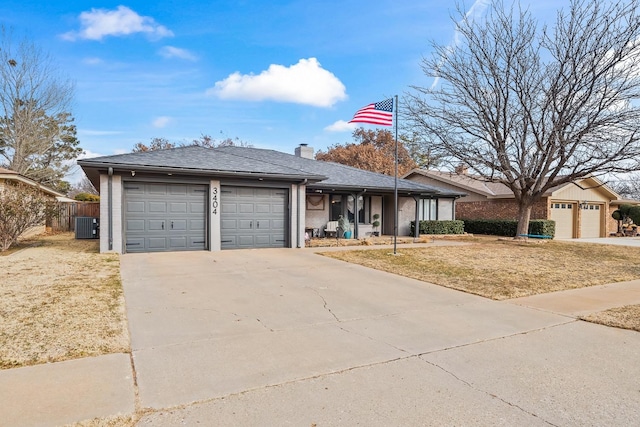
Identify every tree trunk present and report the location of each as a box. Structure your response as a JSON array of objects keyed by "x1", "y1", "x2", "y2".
[{"x1": 515, "y1": 202, "x2": 533, "y2": 239}]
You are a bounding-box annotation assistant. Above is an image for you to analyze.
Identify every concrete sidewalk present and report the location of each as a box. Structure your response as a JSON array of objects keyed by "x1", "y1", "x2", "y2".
[
  {"x1": 0, "y1": 353, "x2": 135, "y2": 427},
  {"x1": 507, "y1": 279, "x2": 640, "y2": 316}
]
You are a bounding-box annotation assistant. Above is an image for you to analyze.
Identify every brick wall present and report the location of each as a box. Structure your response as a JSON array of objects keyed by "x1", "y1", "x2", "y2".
[{"x1": 456, "y1": 198, "x2": 549, "y2": 220}]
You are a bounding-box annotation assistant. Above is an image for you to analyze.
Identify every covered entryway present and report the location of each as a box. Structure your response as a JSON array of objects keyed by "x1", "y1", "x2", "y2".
[
  {"x1": 551, "y1": 202, "x2": 575, "y2": 239},
  {"x1": 580, "y1": 204, "x2": 602, "y2": 238},
  {"x1": 124, "y1": 183, "x2": 207, "y2": 253},
  {"x1": 220, "y1": 186, "x2": 288, "y2": 249}
]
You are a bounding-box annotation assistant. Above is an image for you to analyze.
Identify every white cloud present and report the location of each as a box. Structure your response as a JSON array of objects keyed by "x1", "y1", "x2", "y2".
[
  {"x1": 324, "y1": 120, "x2": 357, "y2": 132},
  {"x1": 208, "y1": 58, "x2": 347, "y2": 107},
  {"x1": 159, "y1": 46, "x2": 198, "y2": 61},
  {"x1": 77, "y1": 149, "x2": 106, "y2": 159},
  {"x1": 152, "y1": 116, "x2": 173, "y2": 128},
  {"x1": 82, "y1": 57, "x2": 104, "y2": 66},
  {"x1": 62, "y1": 6, "x2": 173, "y2": 41}
]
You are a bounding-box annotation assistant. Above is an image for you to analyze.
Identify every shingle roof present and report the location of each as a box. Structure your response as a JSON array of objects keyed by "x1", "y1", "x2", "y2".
[
  {"x1": 405, "y1": 169, "x2": 620, "y2": 200},
  {"x1": 79, "y1": 146, "x2": 464, "y2": 197},
  {"x1": 214, "y1": 146, "x2": 462, "y2": 196},
  {"x1": 78, "y1": 146, "x2": 326, "y2": 181}
]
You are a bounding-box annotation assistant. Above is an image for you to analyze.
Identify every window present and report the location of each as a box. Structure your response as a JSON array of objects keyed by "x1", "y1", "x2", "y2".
[
  {"x1": 568, "y1": 204, "x2": 572, "y2": 209},
  {"x1": 330, "y1": 195, "x2": 342, "y2": 221},
  {"x1": 419, "y1": 199, "x2": 437, "y2": 220},
  {"x1": 331, "y1": 195, "x2": 371, "y2": 223}
]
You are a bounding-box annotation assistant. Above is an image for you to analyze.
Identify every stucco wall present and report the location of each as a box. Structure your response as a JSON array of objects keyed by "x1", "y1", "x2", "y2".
[
  {"x1": 407, "y1": 174, "x2": 486, "y2": 202},
  {"x1": 305, "y1": 194, "x2": 329, "y2": 233},
  {"x1": 398, "y1": 197, "x2": 417, "y2": 236}
]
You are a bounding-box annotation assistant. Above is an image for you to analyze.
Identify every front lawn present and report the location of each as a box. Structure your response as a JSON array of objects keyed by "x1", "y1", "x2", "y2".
[
  {"x1": 0, "y1": 233, "x2": 129, "y2": 369},
  {"x1": 320, "y1": 238, "x2": 640, "y2": 300}
]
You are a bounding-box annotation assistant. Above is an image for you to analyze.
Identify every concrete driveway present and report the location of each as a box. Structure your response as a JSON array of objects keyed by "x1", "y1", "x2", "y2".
[{"x1": 120, "y1": 248, "x2": 640, "y2": 426}]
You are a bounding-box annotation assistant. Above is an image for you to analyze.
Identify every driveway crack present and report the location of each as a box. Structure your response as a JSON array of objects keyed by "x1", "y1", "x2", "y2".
[
  {"x1": 418, "y1": 356, "x2": 560, "y2": 426},
  {"x1": 308, "y1": 287, "x2": 341, "y2": 323}
]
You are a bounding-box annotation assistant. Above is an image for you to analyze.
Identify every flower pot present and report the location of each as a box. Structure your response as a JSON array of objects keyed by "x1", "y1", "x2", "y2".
[{"x1": 344, "y1": 231, "x2": 352, "y2": 239}]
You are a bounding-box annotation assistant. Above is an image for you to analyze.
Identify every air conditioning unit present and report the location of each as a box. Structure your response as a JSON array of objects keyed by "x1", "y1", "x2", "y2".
[{"x1": 75, "y1": 217, "x2": 100, "y2": 239}]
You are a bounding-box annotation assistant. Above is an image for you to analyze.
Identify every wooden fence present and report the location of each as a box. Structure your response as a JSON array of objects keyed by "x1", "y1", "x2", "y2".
[{"x1": 47, "y1": 202, "x2": 100, "y2": 232}]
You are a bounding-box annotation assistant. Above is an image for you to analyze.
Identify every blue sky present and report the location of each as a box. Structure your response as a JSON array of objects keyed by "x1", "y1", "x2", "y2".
[{"x1": 1, "y1": 0, "x2": 563, "y2": 179}]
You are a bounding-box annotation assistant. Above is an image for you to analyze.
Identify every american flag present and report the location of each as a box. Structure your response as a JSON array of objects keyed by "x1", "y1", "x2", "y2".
[{"x1": 348, "y1": 98, "x2": 394, "y2": 126}]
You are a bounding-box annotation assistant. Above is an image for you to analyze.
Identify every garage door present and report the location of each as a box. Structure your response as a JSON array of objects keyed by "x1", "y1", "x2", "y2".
[
  {"x1": 580, "y1": 204, "x2": 602, "y2": 238},
  {"x1": 550, "y1": 202, "x2": 575, "y2": 239},
  {"x1": 124, "y1": 183, "x2": 207, "y2": 253},
  {"x1": 220, "y1": 186, "x2": 287, "y2": 249}
]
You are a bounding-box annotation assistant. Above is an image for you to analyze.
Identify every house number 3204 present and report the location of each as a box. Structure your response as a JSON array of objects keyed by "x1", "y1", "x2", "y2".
[{"x1": 212, "y1": 186, "x2": 219, "y2": 214}]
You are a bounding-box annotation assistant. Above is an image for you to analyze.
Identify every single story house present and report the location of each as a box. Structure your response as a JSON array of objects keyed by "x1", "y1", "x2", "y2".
[
  {"x1": 78, "y1": 145, "x2": 464, "y2": 253},
  {"x1": 0, "y1": 167, "x2": 66, "y2": 200},
  {"x1": 404, "y1": 169, "x2": 620, "y2": 239},
  {"x1": 0, "y1": 167, "x2": 68, "y2": 238}
]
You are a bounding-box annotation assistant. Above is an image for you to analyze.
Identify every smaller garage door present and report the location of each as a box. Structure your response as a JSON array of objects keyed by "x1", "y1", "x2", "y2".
[
  {"x1": 551, "y1": 202, "x2": 575, "y2": 239},
  {"x1": 580, "y1": 204, "x2": 602, "y2": 238}
]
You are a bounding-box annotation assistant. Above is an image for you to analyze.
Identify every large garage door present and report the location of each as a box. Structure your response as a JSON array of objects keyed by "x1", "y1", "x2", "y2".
[
  {"x1": 580, "y1": 204, "x2": 602, "y2": 238},
  {"x1": 550, "y1": 202, "x2": 575, "y2": 239},
  {"x1": 220, "y1": 186, "x2": 287, "y2": 249},
  {"x1": 124, "y1": 183, "x2": 207, "y2": 253}
]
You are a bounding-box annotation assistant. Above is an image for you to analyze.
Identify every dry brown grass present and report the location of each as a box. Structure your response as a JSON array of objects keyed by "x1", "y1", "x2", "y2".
[
  {"x1": 320, "y1": 239, "x2": 640, "y2": 300},
  {"x1": 581, "y1": 305, "x2": 640, "y2": 332},
  {"x1": 0, "y1": 232, "x2": 130, "y2": 369}
]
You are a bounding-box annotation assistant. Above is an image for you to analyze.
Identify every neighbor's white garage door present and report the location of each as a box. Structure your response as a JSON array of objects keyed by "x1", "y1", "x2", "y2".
[
  {"x1": 551, "y1": 202, "x2": 575, "y2": 239},
  {"x1": 580, "y1": 204, "x2": 602, "y2": 238}
]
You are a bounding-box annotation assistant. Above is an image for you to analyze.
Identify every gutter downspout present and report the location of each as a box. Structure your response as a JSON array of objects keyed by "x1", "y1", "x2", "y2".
[
  {"x1": 108, "y1": 167, "x2": 113, "y2": 251},
  {"x1": 297, "y1": 179, "x2": 308, "y2": 248}
]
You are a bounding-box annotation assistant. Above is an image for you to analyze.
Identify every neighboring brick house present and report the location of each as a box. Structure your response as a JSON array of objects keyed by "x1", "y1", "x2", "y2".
[
  {"x1": 0, "y1": 167, "x2": 68, "y2": 237},
  {"x1": 0, "y1": 167, "x2": 65, "y2": 200},
  {"x1": 404, "y1": 169, "x2": 621, "y2": 239}
]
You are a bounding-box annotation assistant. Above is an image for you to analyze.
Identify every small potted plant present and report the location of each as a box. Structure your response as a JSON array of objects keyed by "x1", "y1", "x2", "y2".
[
  {"x1": 338, "y1": 215, "x2": 352, "y2": 239},
  {"x1": 372, "y1": 213, "x2": 380, "y2": 237}
]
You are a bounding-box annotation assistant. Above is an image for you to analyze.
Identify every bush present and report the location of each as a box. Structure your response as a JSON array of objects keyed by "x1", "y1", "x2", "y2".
[
  {"x1": 628, "y1": 206, "x2": 640, "y2": 225},
  {"x1": 0, "y1": 182, "x2": 53, "y2": 251},
  {"x1": 410, "y1": 220, "x2": 465, "y2": 235},
  {"x1": 74, "y1": 192, "x2": 100, "y2": 202},
  {"x1": 461, "y1": 219, "x2": 556, "y2": 238}
]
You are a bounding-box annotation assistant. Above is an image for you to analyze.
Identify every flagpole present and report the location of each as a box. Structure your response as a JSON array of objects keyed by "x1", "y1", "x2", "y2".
[{"x1": 393, "y1": 94, "x2": 398, "y2": 255}]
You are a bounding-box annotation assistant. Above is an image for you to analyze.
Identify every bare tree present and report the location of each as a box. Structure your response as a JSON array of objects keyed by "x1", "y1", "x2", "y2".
[
  {"x1": 405, "y1": 0, "x2": 640, "y2": 237},
  {"x1": 132, "y1": 137, "x2": 176, "y2": 152},
  {"x1": 609, "y1": 173, "x2": 640, "y2": 200},
  {"x1": 0, "y1": 27, "x2": 82, "y2": 188},
  {"x1": 132, "y1": 134, "x2": 253, "y2": 152},
  {"x1": 192, "y1": 134, "x2": 252, "y2": 148}
]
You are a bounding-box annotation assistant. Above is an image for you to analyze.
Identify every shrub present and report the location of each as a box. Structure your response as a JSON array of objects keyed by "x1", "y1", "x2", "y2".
[
  {"x1": 628, "y1": 206, "x2": 640, "y2": 225},
  {"x1": 0, "y1": 182, "x2": 54, "y2": 251},
  {"x1": 461, "y1": 219, "x2": 555, "y2": 238},
  {"x1": 74, "y1": 192, "x2": 100, "y2": 202},
  {"x1": 410, "y1": 220, "x2": 465, "y2": 235}
]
